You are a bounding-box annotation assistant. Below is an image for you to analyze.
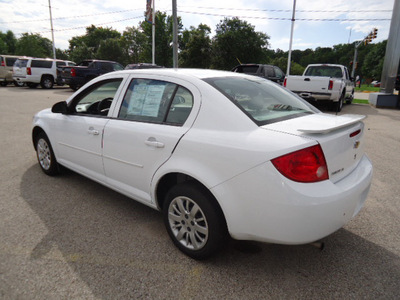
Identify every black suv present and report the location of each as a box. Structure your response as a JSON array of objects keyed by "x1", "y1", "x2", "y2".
[{"x1": 231, "y1": 64, "x2": 285, "y2": 85}]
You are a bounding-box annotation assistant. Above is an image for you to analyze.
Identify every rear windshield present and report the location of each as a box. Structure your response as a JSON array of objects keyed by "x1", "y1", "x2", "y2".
[
  {"x1": 14, "y1": 59, "x2": 28, "y2": 68},
  {"x1": 304, "y1": 66, "x2": 343, "y2": 78},
  {"x1": 204, "y1": 76, "x2": 317, "y2": 125}
]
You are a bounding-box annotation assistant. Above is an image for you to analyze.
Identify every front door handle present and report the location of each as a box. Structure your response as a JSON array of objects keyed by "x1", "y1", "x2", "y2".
[
  {"x1": 145, "y1": 137, "x2": 165, "y2": 148},
  {"x1": 88, "y1": 127, "x2": 100, "y2": 135}
]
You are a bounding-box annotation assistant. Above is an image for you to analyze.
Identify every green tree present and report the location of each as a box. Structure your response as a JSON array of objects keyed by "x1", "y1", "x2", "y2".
[
  {"x1": 140, "y1": 11, "x2": 183, "y2": 67},
  {"x1": 121, "y1": 26, "x2": 147, "y2": 64},
  {"x1": 96, "y1": 38, "x2": 126, "y2": 64},
  {"x1": 179, "y1": 24, "x2": 212, "y2": 68},
  {"x1": 0, "y1": 30, "x2": 17, "y2": 54},
  {"x1": 68, "y1": 25, "x2": 122, "y2": 61},
  {"x1": 212, "y1": 17, "x2": 270, "y2": 70},
  {"x1": 15, "y1": 33, "x2": 52, "y2": 57},
  {"x1": 362, "y1": 41, "x2": 387, "y2": 80}
]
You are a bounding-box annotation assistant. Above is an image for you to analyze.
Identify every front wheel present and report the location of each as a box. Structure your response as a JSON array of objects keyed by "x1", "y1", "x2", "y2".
[
  {"x1": 163, "y1": 182, "x2": 227, "y2": 260},
  {"x1": 35, "y1": 132, "x2": 59, "y2": 176}
]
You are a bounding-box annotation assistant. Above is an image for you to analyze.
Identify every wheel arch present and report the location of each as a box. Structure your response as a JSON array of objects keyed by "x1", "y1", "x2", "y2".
[
  {"x1": 155, "y1": 172, "x2": 228, "y2": 228},
  {"x1": 32, "y1": 126, "x2": 46, "y2": 150}
]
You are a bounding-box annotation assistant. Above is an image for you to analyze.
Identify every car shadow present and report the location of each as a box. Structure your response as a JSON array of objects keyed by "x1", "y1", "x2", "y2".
[{"x1": 20, "y1": 164, "x2": 399, "y2": 298}]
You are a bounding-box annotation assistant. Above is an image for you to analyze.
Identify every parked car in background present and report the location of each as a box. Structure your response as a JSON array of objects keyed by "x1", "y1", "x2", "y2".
[
  {"x1": 13, "y1": 57, "x2": 75, "y2": 89},
  {"x1": 284, "y1": 64, "x2": 354, "y2": 112},
  {"x1": 231, "y1": 64, "x2": 285, "y2": 85},
  {"x1": 0, "y1": 54, "x2": 25, "y2": 86},
  {"x1": 125, "y1": 63, "x2": 163, "y2": 70},
  {"x1": 32, "y1": 68, "x2": 372, "y2": 259},
  {"x1": 59, "y1": 59, "x2": 124, "y2": 90}
]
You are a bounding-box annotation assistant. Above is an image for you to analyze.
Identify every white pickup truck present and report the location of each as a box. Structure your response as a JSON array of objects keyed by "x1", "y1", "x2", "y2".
[{"x1": 284, "y1": 64, "x2": 354, "y2": 112}]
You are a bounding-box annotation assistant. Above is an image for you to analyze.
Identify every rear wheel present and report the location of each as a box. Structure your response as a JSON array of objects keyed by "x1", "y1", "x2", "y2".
[
  {"x1": 35, "y1": 132, "x2": 59, "y2": 176},
  {"x1": 163, "y1": 182, "x2": 227, "y2": 260},
  {"x1": 14, "y1": 81, "x2": 25, "y2": 87},
  {"x1": 0, "y1": 82, "x2": 7, "y2": 86},
  {"x1": 40, "y1": 76, "x2": 54, "y2": 89}
]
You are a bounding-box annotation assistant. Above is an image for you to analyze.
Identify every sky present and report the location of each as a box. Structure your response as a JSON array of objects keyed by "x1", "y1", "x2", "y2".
[{"x1": 0, "y1": 0, "x2": 395, "y2": 52}]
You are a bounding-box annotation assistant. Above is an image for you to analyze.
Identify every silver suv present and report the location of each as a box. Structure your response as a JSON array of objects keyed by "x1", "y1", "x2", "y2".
[
  {"x1": 0, "y1": 55, "x2": 23, "y2": 86},
  {"x1": 13, "y1": 57, "x2": 75, "y2": 89}
]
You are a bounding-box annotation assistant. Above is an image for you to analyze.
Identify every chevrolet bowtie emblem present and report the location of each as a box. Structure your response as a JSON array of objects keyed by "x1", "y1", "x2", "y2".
[{"x1": 354, "y1": 141, "x2": 360, "y2": 149}]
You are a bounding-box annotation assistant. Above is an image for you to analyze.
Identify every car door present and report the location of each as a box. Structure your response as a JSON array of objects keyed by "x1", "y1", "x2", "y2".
[
  {"x1": 102, "y1": 76, "x2": 200, "y2": 204},
  {"x1": 51, "y1": 78, "x2": 125, "y2": 182}
]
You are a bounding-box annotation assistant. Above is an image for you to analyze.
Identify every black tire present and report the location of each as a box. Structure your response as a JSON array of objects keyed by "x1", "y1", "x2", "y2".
[
  {"x1": 40, "y1": 76, "x2": 54, "y2": 89},
  {"x1": 0, "y1": 81, "x2": 7, "y2": 87},
  {"x1": 332, "y1": 94, "x2": 344, "y2": 112},
  {"x1": 14, "y1": 81, "x2": 25, "y2": 87},
  {"x1": 69, "y1": 84, "x2": 78, "y2": 91},
  {"x1": 35, "y1": 132, "x2": 59, "y2": 176},
  {"x1": 163, "y1": 182, "x2": 227, "y2": 260},
  {"x1": 346, "y1": 90, "x2": 354, "y2": 105}
]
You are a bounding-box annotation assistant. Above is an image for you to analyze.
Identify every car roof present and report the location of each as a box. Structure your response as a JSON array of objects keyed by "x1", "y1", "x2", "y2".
[{"x1": 113, "y1": 68, "x2": 245, "y2": 80}]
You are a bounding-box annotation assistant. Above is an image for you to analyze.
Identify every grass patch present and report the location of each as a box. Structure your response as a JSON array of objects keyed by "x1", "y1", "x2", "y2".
[
  {"x1": 353, "y1": 99, "x2": 369, "y2": 104},
  {"x1": 355, "y1": 85, "x2": 380, "y2": 93}
]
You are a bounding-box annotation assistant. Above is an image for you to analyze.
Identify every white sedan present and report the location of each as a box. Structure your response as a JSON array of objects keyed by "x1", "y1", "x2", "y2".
[{"x1": 32, "y1": 69, "x2": 373, "y2": 259}]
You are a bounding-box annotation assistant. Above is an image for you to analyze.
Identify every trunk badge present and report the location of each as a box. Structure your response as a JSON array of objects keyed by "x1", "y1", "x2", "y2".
[{"x1": 353, "y1": 141, "x2": 360, "y2": 149}]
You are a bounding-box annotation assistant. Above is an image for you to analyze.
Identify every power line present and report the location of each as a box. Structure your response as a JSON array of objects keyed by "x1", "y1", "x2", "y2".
[
  {"x1": 0, "y1": 9, "x2": 143, "y2": 24},
  {"x1": 177, "y1": 10, "x2": 391, "y2": 22},
  {"x1": 178, "y1": 6, "x2": 392, "y2": 13},
  {"x1": 32, "y1": 16, "x2": 143, "y2": 34}
]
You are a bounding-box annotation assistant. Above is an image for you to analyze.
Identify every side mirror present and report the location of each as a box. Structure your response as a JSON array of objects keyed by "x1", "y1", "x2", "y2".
[{"x1": 52, "y1": 101, "x2": 69, "y2": 114}]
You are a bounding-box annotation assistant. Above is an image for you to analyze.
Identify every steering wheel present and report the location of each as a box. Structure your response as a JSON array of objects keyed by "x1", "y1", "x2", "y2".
[{"x1": 97, "y1": 97, "x2": 113, "y2": 115}]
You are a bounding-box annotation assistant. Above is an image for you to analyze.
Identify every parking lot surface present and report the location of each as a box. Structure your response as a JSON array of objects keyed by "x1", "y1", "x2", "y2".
[{"x1": 1, "y1": 86, "x2": 399, "y2": 299}]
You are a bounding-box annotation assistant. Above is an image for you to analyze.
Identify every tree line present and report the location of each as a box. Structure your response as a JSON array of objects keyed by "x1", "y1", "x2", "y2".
[{"x1": 0, "y1": 11, "x2": 386, "y2": 80}]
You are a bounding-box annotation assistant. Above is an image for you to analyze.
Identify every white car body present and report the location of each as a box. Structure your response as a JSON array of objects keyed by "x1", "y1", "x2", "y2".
[{"x1": 32, "y1": 69, "x2": 373, "y2": 258}]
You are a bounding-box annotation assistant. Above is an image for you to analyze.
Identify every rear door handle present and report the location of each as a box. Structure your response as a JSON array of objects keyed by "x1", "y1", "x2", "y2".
[{"x1": 145, "y1": 137, "x2": 165, "y2": 148}]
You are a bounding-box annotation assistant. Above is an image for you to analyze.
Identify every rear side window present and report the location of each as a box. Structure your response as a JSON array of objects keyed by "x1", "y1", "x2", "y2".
[
  {"x1": 205, "y1": 76, "x2": 317, "y2": 125},
  {"x1": 264, "y1": 66, "x2": 275, "y2": 77},
  {"x1": 119, "y1": 79, "x2": 193, "y2": 125},
  {"x1": 56, "y1": 62, "x2": 66, "y2": 67},
  {"x1": 31, "y1": 60, "x2": 52, "y2": 68}
]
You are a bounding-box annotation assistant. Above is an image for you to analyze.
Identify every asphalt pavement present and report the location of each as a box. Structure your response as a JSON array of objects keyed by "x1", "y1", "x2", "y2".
[{"x1": 0, "y1": 86, "x2": 399, "y2": 299}]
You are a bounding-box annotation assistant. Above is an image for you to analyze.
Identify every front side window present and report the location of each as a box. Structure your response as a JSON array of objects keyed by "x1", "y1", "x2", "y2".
[
  {"x1": 205, "y1": 76, "x2": 317, "y2": 125},
  {"x1": 72, "y1": 79, "x2": 123, "y2": 116},
  {"x1": 119, "y1": 79, "x2": 193, "y2": 125}
]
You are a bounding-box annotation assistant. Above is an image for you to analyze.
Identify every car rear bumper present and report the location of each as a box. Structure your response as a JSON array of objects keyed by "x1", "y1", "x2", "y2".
[{"x1": 212, "y1": 154, "x2": 373, "y2": 244}]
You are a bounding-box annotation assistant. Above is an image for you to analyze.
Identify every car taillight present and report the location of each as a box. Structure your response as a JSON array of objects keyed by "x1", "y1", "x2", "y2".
[
  {"x1": 70, "y1": 68, "x2": 76, "y2": 77},
  {"x1": 27, "y1": 67, "x2": 31, "y2": 75},
  {"x1": 283, "y1": 78, "x2": 287, "y2": 87},
  {"x1": 1, "y1": 61, "x2": 5, "y2": 67},
  {"x1": 271, "y1": 144, "x2": 329, "y2": 183},
  {"x1": 328, "y1": 80, "x2": 333, "y2": 90}
]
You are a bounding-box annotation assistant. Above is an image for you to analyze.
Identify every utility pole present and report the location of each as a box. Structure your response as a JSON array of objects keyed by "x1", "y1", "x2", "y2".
[
  {"x1": 351, "y1": 28, "x2": 378, "y2": 79},
  {"x1": 286, "y1": 0, "x2": 296, "y2": 75},
  {"x1": 172, "y1": 0, "x2": 178, "y2": 68},
  {"x1": 48, "y1": 0, "x2": 56, "y2": 59},
  {"x1": 152, "y1": 0, "x2": 155, "y2": 65}
]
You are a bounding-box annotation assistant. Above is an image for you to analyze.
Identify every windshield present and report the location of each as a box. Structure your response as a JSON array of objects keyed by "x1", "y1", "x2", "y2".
[
  {"x1": 204, "y1": 76, "x2": 318, "y2": 125},
  {"x1": 304, "y1": 66, "x2": 343, "y2": 78}
]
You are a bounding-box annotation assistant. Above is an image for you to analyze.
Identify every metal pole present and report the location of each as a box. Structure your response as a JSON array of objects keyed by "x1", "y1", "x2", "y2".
[
  {"x1": 172, "y1": 0, "x2": 178, "y2": 68},
  {"x1": 48, "y1": 0, "x2": 56, "y2": 59},
  {"x1": 351, "y1": 41, "x2": 362, "y2": 79},
  {"x1": 152, "y1": 0, "x2": 155, "y2": 65},
  {"x1": 380, "y1": 0, "x2": 400, "y2": 94},
  {"x1": 286, "y1": 0, "x2": 296, "y2": 75}
]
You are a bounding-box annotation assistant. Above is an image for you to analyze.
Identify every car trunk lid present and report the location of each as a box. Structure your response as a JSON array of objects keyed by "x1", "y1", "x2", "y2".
[{"x1": 262, "y1": 113, "x2": 367, "y2": 183}]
